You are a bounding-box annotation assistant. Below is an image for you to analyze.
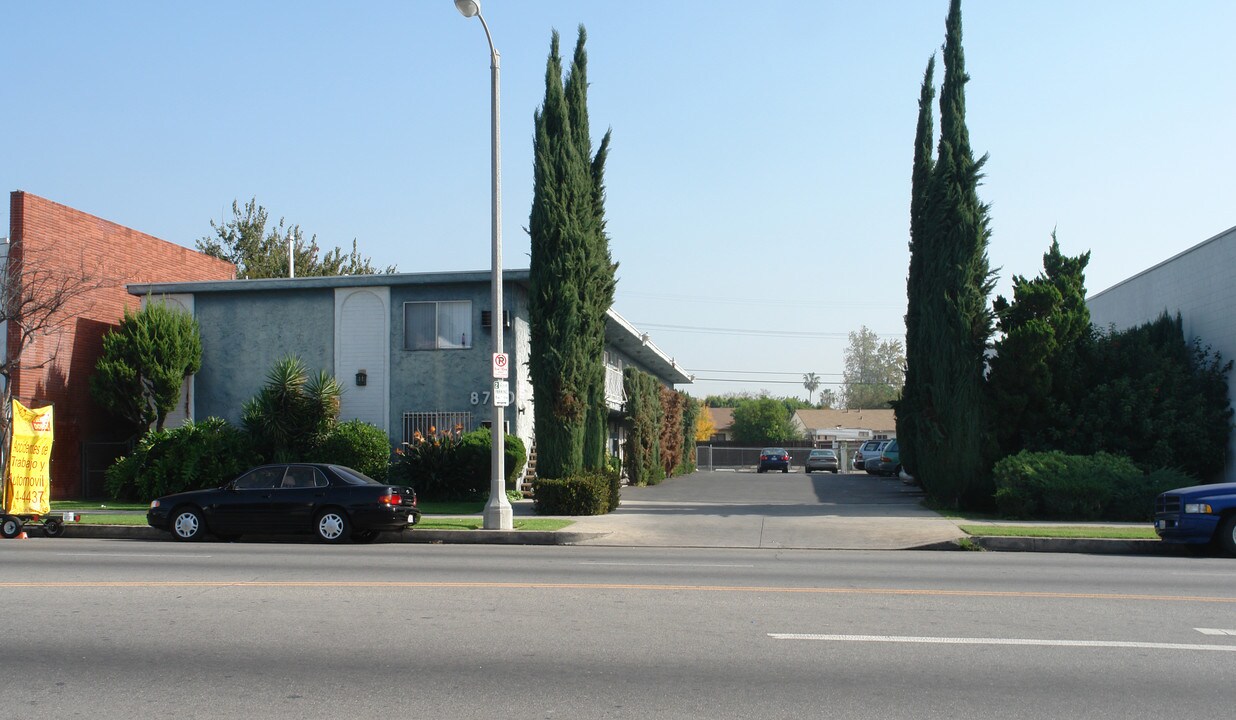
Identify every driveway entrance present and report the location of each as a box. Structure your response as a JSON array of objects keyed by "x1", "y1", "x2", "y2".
[{"x1": 568, "y1": 469, "x2": 964, "y2": 550}]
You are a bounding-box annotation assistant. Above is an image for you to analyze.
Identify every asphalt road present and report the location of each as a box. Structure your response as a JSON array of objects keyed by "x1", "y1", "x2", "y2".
[{"x1": 3, "y1": 539, "x2": 1234, "y2": 719}]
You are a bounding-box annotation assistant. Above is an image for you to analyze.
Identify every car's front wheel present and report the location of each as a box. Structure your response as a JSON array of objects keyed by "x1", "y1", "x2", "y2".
[
  {"x1": 171, "y1": 507, "x2": 206, "y2": 542},
  {"x1": 1217, "y1": 514, "x2": 1236, "y2": 556},
  {"x1": 315, "y1": 509, "x2": 351, "y2": 543}
]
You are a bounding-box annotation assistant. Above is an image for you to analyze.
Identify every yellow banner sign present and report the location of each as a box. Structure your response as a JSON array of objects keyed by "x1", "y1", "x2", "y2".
[{"x1": 4, "y1": 400, "x2": 54, "y2": 516}]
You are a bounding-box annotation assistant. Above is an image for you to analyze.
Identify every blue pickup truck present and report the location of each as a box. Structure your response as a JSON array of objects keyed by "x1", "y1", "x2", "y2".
[{"x1": 1154, "y1": 482, "x2": 1236, "y2": 555}]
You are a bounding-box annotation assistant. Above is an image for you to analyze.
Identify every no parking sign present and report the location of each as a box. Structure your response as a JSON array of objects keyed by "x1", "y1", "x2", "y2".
[{"x1": 492, "y1": 352, "x2": 509, "y2": 379}]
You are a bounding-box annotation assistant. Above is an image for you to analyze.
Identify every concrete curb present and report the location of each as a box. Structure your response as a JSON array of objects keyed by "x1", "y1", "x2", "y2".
[
  {"x1": 43, "y1": 524, "x2": 1201, "y2": 556},
  {"x1": 58, "y1": 524, "x2": 608, "y2": 546},
  {"x1": 969, "y1": 536, "x2": 1193, "y2": 556}
]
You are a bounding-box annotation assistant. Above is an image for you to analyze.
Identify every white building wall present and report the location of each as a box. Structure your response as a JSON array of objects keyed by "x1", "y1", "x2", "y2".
[
  {"x1": 1087, "y1": 225, "x2": 1236, "y2": 483},
  {"x1": 335, "y1": 287, "x2": 390, "y2": 433},
  {"x1": 510, "y1": 313, "x2": 535, "y2": 464}
]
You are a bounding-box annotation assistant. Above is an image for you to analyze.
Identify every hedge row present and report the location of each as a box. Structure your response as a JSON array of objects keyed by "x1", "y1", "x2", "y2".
[
  {"x1": 532, "y1": 470, "x2": 621, "y2": 516},
  {"x1": 992, "y1": 450, "x2": 1195, "y2": 521}
]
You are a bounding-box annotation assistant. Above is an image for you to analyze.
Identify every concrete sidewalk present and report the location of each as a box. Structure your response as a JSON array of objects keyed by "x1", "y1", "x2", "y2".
[{"x1": 21, "y1": 470, "x2": 1192, "y2": 555}]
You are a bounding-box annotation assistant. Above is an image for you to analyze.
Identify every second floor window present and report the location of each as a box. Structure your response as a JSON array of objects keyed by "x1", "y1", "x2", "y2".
[{"x1": 405, "y1": 300, "x2": 472, "y2": 350}]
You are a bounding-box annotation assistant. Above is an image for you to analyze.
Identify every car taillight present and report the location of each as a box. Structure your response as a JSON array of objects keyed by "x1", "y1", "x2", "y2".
[{"x1": 379, "y1": 493, "x2": 402, "y2": 506}]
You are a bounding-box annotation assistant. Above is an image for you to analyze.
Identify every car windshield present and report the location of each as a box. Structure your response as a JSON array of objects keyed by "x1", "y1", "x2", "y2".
[
  {"x1": 810, "y1": 450, "x2": 833, "y2": 457},
  {"x1": 331, "y1": 465, "x2": 383, "y2": 486},
  {"x1": 761, "y1": 448, "x2": 786, "y2": 455}
]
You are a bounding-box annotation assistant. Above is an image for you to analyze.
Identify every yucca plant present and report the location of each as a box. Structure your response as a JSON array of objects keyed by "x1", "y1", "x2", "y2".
[{"x1": 242, "y1": 355, "x2": 342, "y2": 462}]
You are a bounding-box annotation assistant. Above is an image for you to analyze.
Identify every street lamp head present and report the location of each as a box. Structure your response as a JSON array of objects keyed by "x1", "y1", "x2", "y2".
[{"x1": 454, "y1": 0, "x2": 480, "y2": 18}]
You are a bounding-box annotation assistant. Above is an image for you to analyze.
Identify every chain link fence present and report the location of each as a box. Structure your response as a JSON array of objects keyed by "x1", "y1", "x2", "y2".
[{"x1": 697, "y1": 444, "x2": 862, "y2": 472}]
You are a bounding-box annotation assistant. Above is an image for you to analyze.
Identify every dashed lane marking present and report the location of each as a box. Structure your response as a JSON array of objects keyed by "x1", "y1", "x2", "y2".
[{"x1": 769, "y1": 634, "x2": 1236, "y2": 652}]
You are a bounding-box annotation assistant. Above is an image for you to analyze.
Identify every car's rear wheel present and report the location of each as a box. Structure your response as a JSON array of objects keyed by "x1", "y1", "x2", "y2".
[
  {"x1": 1217, "y1": 515, "x2": 1236, "y2": 556},
  {"x1": 315, "y1": 509, "x2": 351, "y2": 543},
  {"x1": 171, "y1": 507, "x2": 206, "y2": 542}
]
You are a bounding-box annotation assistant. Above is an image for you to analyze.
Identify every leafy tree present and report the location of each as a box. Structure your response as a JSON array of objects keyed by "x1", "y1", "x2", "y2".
[
  {"x1": 730, "y1": 398, "x2": 801, "y2": 446},
  {"x1": 197, "y1": 198, "x2": 395, "y2": 279},
  {"x1": 898, "y1": 0, "x2": 997, "y2": 508},
  {"x1": 842, "y1": 327, "x2": 904, "y2": 409},
  {"x1": 91, "y1": 301, "x2": 202, "y2": 431},
  {"x1": 529, "y1": 27, "x2": 615, "y2": 478},
  {"x1": 988, "y1": 234, "x2": 1092, "y2": 457},
  {"x1": 702, "y1": 392, "x2": 763, "y2": 408},
  {"x1": 241, "y1": 355, "x2": 343, "y2": 462},
  {"x1": 695, "y1": 404, "x2": 717, "y2": 441},
  {"x1": 816, "y1": 389, "x2": 839, "y2": 409}
]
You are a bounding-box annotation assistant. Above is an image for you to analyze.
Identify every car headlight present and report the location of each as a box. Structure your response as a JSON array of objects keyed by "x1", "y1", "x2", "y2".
[
  {"x1": 150, "y1": 500, "x2": 160, "y2": 509},
  {"x1": 1183, "y1": 503, "x2": 1213, "y2": 514}
]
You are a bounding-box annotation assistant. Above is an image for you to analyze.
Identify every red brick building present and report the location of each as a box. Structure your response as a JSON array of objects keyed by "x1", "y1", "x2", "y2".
[{"x1": 6, "y1": 191, "x2": 235, "y2": 498}]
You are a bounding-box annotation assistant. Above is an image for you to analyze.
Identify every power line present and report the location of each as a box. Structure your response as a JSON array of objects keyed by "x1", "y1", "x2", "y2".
[
  {"x1": 686, "y1": 369, "x2": 845, "y2": 376},
  {"x1": 632, "y1": 321, "x2": 904, "y2": 340}
]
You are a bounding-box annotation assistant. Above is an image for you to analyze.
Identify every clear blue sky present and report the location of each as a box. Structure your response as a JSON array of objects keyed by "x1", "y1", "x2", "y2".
[{"x1": 6, "y1": 1, "x2": 1234, "y2": 400}]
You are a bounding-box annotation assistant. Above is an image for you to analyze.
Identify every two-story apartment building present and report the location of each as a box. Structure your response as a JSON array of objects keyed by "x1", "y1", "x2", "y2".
[{"x1": 127, "y1": 271, "x2": 691, "y2": 473}]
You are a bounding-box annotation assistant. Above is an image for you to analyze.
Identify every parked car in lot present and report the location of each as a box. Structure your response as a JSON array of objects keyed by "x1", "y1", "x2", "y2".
[
  {"x1": 804, "y1": 449, "x2": 839, "y2": 473},
  {"x1": 757, "y1": 448, "x2": 791, "y2": 473},
  {"x1": 147, "y1": 463, "x2": 421, "y2": 543},
  {"x1": 873, "y1": 439, "x2": 901, "y2": 477},
  {"x1": 1154, "y1": 482, "x2": 1236, "y2": 555},
  {"x1": 853, "y1": 439, "x2": 890, "y2": 474}
]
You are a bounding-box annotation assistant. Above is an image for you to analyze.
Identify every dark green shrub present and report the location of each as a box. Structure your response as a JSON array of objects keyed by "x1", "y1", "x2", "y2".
[
  {"x1": 390, "y1": 428, "x2": 471, "y2": 501},
  {"x1": 532, "y1": 472, "x2": 612, "y2": 515},
  {"x1": 104, "y1": 417, "x2": 258, "y2": 502},
  {"x1": 389, "y1": 428, "x2": 527, "y2": 501},
  {"x1": 312, "y1": 419, "x2": 392, "y2": 481},
  {"x1": 1108, "y1": 467, "x2": 1199, "y2": 521},
  {"x1": 993, "y1": 450, "x2": 1174, "y2": 521}
]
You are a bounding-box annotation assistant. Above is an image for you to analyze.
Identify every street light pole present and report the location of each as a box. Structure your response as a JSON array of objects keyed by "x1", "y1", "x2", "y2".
[{"x1": 455, "y1": 0, "x2": 512, "y2": 530}]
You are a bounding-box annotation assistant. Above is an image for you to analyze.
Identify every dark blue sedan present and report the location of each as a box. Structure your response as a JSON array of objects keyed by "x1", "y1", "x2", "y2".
[{"x1": 757, "y1": 448, "x2": 791, "y2": 473}]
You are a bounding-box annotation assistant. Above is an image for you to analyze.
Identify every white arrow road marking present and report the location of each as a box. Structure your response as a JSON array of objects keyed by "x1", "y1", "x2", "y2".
[
  {"x1": 769, "y1": 634, "x2": 1236, "y2": 652},
  {"x1": 1195, "y1": 628, "x2": 1236, "y2": 636}
]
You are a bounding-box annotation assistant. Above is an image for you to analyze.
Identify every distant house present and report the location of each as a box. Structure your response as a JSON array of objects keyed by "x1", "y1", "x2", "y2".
[
  {"x1": 1087, "y1": 224, "x2": 1236, "y2": 483},
  {"x1": 704, "y1": 407, "x2": 735, "y2": 442},
  {"x1": 791, "y1": 408, "x2": 896, "y2": 446}
]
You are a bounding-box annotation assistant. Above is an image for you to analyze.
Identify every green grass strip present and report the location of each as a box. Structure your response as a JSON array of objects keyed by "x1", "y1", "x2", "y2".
[
  {"x1": 52, "y1": 501, "x2": 148, "y2": 511},
  {"x1": 959, "y1": 524, "x2": 1157, "y2": 539},
  {"x1": 417, "y1": 518, "x2": 573, "y2": 532}
]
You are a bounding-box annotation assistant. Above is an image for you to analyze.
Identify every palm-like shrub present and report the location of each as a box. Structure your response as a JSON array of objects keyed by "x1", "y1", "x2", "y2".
[{"x1": 242, "y1": 355, "x2": 342, "y2": 462}]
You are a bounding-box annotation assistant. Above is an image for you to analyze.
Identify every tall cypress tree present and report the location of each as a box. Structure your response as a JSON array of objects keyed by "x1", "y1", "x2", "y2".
[
  {"x1": 894, "y1": 54, "x2": 935, "y2": 483},
  {"x1": 529, "y1": 27, "x2": 616, "y2": 478},
  {"x1": 900, "y1": 0, "x2": 996, "y2": 507},
  {"x1": 564, "y1": 26, "x2": 618, "y2": 472}
]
